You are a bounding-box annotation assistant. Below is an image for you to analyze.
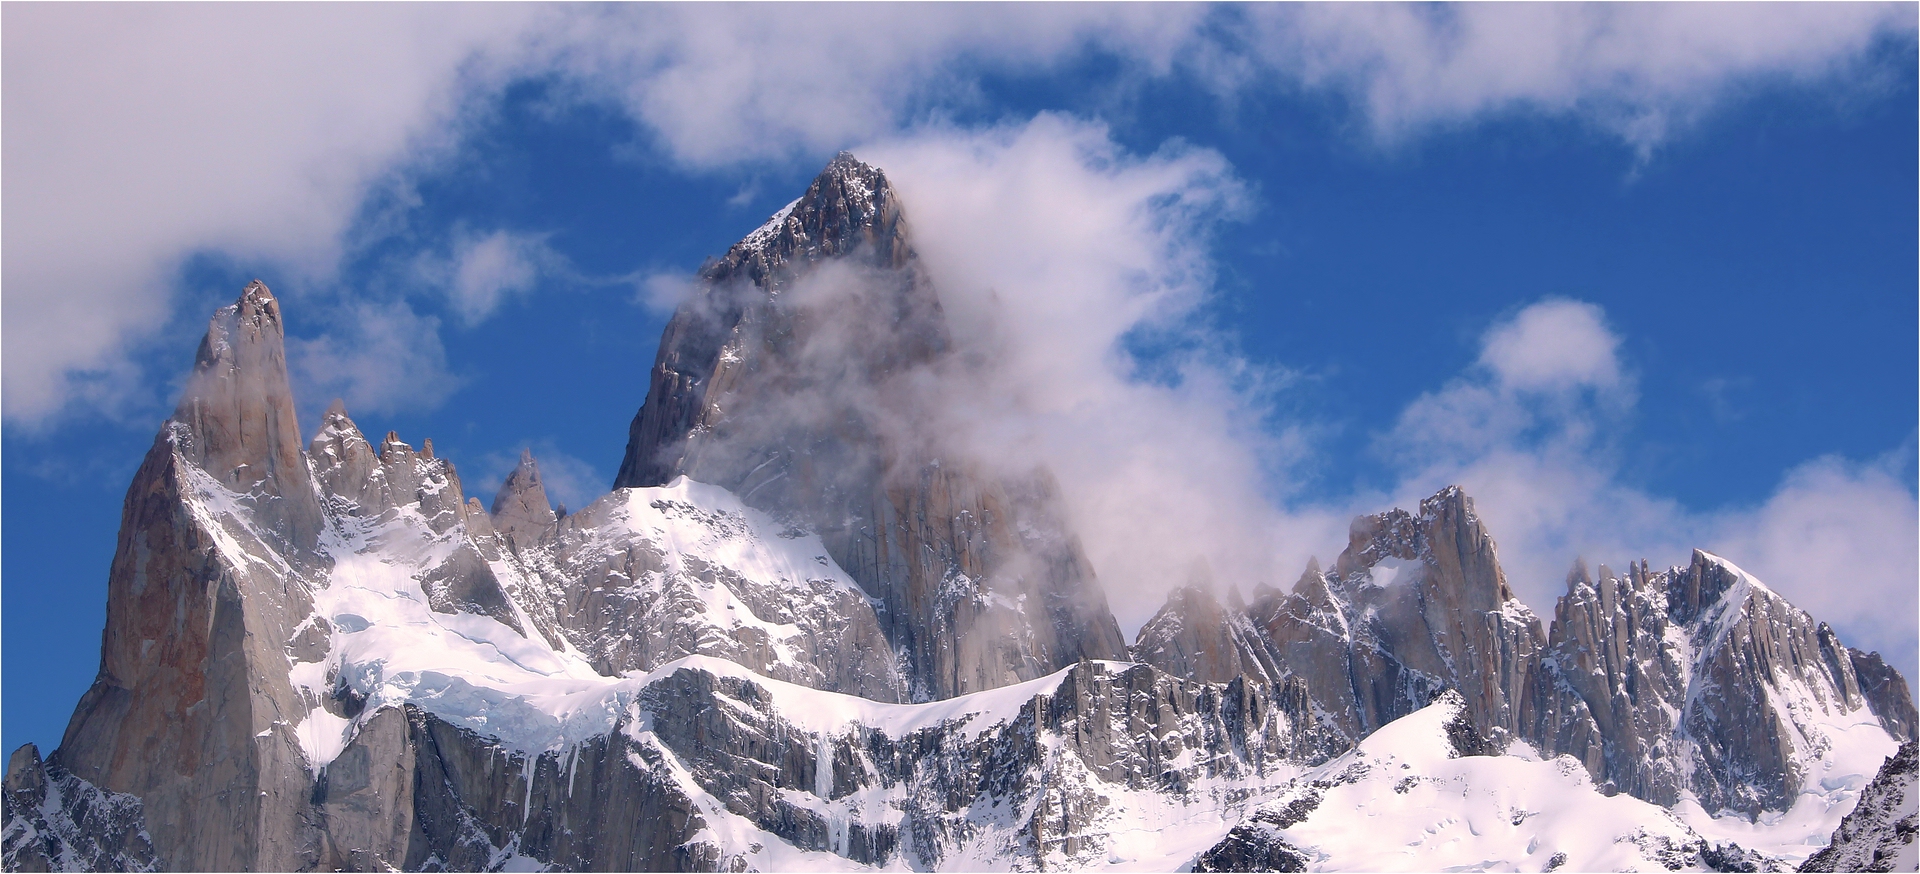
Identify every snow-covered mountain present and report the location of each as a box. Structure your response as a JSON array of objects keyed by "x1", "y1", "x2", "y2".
[{"x1": 3, "y1": 155, "x2": 1913, "y2": 872}]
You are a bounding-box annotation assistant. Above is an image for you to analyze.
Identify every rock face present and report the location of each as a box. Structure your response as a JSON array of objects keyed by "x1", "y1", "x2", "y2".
[
  {"x1": 1131, "y1": 579, "x2": 1285, "y2": 687},
  {"x1": 1526, "y1": 550, "x2": 1918, "y2": 816},
  {"x1": 168, "y1": 280, "x2": 325, "y2": 554},
  {"x1": 611, "y1": 153, "x2": 1126, "y2": 700},
  {"x1": 1142, "y1": 485, "x2": 1916, "y2": 825},
  {"x1": 489, "y1": 450, "x2": 557, "y2": 549},
  {"x1": 308, "y1": 404, "x2": 531, "y2": 639},
  {"x1": 1243, "y1": 487, "x2": 1546, "y2": 749},
  {"x1": 514, "y1": 479, "x2": 905, "y2": 698},
  {"x1": 49, "y1": 281, "x2": 326, "y2": 871},
  {"x1": 273, "y1": 657, "x2": 1320, "y2": 872},
  {"x1": 1, "y1": 745, "x2": 155, "y2": 872},
  {"x1": 1800, "y1": 742, "x2": 1918, "y2": 873}
]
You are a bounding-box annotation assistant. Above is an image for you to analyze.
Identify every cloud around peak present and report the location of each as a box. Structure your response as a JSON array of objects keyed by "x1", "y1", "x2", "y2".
[
  {"x1": 1373, "y1": 298, "x2": 1915, "y2": 675},
  {"x1": 4, "y1": 4, "x2": 1912, "y2": 425}
]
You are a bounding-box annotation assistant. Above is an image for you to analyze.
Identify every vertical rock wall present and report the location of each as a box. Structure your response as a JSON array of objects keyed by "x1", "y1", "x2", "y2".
[{"x1": 52, "y1": 282, "x2": 325, "y2": 871}]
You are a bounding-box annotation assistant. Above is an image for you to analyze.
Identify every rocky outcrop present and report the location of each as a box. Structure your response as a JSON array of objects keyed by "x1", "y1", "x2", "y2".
[
  {"x1": 1132, "y1": 578, "x2": 1285, "y2": 686},
  {"x1": 307, "y1": 704, "x2": 713, "y2": 872},
  {"x1": 1528, "y1": 550, "x2": 1917, "y2": 816},
  {"x1": 611, "y1": 153, "x2": 1127, "y2": 700},
  {"x1": 309, "y1": 405, "x2": 531, "y2": 639},
  {"x1": 1524, "y1": 559, "x2": 1694, "y2": 804},
  {"x1": 613, "y1": 152, "x2": 926, "y2": 493},
  {"x1": 167, "y1": 280, "x2": 324, "y2": 554},
  {"x1": 1800, "y1": 742, "x2": 1917, "y2": 872},
  {"x1": 515, "y1": 479, "x2": 905, "y2": 698},
  {"x1": 1852, "y1": 649, "x2": 1919, "y2": 743},
  {"x1": 1192, "y1": 811, "x2": 1312, "y2": 873},
  {"x1": 1, "y1": 744, "x2": 156, "y2": 872},
  {"x1": 50, "y1": 281, "x2": 326, "y2": 871},
  {"x1": 67, "y1": 654, "x2": 1325, "y2": 871},
  {"x1": 1194, "y1": 690, "x2": 1787, "y2": 873},
  {"x1": 1215, "y1": 486, "x2": 1913, "y2": 823},
  {"x1": 1249, "y1": 487, "x2": 1546, "y2": 748},
  {"x1": 617, "y1": 659, "x2": 1317, "y2": 871},
  {"x1": 490, "y1": 450, "x2": 557, "y2": 550}
]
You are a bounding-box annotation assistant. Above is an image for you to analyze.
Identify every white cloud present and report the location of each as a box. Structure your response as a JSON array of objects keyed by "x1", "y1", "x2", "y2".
[
  {"x1": 1386, "y1": 299, "x2": 1633, "y2": 470},
  {"x1": 1479, "y1": 299, "x2": 1623, "y2": 392},
  {"x1": 4, "y1": 4, "x2": 1908, "y2": 425},
  {"x1": 863, "y1": 116, "x2": 1334, "y2": 630},
  {"x1": 543, "y1": 5, "x2": 1197, "y2": 168},
  {"x1": 1711, "y1": 452, "x2": 1919, "y2": 667},
  {"x1": 411, "y1": 228, "x2": 566, "y2": 325},
  {"x1": 1374, "y1": 298, "x2": 1916, "y2": 677},
  {"x1": 635, "y1": 271, "x2": 699, "y2": 317},
  {"x1": 0, "y1": 3, "x2": 549, "y2": 423},
  {"x1": 289, "y1": 300, "x2": 461, "y2": 423},
  {"x1": 1240, "y1": 3, "x2": 1915, "y2": 155}
]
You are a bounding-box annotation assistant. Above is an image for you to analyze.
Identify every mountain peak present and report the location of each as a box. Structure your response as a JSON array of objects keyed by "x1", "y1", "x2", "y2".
[
  {"x1": 240, "y1": 277, "x2": 275, "y2": 306},
  {"x1": 169, "y1": 280, "x2": 321, "y2": 551},
  {"x1": 1669, "y1": 548, "x2": 1751, "y2": 624},
  {"x1": 491, "y1": 448, "x2": 555, "y2": 546},
  {"x1": 1132, "y1": 581, "x2": 1281, "y2": 686},
  {"x1": 716, "y1": 152, "x2": 910, "y2": 289}
]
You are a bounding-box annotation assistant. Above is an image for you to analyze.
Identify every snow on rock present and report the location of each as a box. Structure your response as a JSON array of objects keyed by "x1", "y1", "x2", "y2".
[
  {"x1": 13, "y1": 175, "x2": 1919, "y2": 873},
  {"x1": 1798, "y1": 741, "x2": 1917, "y2": 873},
  {"x1": 1249, "y1": 486, "x2": 1547, "y2": 752},
  {"x1": 611, "y1": 150, "x2": 1132, "y2": 702},
  {"x1": 1, "y1": 745, "x2": 156, "y2": 873},
  {"x1": 294, "y1": 418, "x2": 903, "y2": 766},
  {"x1": 1199, "y1": 692, "x2": 1783, "y2": 872},
  {"x1": 620, "y1": 657, "x2": 1309, "y2": 872},
  {"x1": 517, "y1": 477, "x2": 904, "y2": 700}
]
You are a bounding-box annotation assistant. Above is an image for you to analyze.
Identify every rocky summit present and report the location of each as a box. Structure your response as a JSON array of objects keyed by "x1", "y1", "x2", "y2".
[{"x1": 3, "y1": 155, "x2": 1914, "y2": 872}]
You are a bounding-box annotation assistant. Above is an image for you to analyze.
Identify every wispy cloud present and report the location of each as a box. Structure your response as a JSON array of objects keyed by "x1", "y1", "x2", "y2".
[
  {"x1": 1231, "y1": 3, "x2": 1916, "y2": 158},
  {"x1": 1371, "y1": 298, "x2": 1916, "y2": 675},
  {"x1": 289, "y1": 300, "x2": 462, "y2": 425},
  {"x1": 5, "y1": 4, "x2": 1909, "y2": 424},
  {"x1": 410, "y1": 228, "x2": 569, "y2": 325},
  {"x1": 0, "y1": 3, "x2": 543, "y2": 423},
  {"x1": 863, "y1": 116, "x2": 1323, "y2": 629}
]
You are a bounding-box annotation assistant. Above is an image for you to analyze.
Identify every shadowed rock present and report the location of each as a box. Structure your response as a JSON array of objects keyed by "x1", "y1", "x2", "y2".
[
  {"x1": 610, "y1": 153, "x2": 1126, "y2": 700},
  {"x1": 1527, "y1": 549, "x2": 1918, "y2": 815},
  {"x1": 1, "y1": 743, "x2": 156, "y2": 871}
]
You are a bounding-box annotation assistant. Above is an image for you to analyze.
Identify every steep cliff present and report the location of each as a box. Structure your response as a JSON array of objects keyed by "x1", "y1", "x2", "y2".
[
  {"x1": 1528, "y1": 550, "x2": 1916, "y2": 817},
  {"x1": 612, "y1": 153, "x2": 1126, "y2": 700},
  {"x1": 1247, "y1": 486, "x2": 1546, "y2": 748},
  {"x1": 48, "y1": 281, "x2": 327, "y2": 871}
]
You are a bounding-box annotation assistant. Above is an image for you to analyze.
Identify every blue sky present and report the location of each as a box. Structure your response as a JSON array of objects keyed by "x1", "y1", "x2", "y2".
[{"x1": 4, "y1": 4, "x2": 1915, "y2": 757}]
